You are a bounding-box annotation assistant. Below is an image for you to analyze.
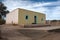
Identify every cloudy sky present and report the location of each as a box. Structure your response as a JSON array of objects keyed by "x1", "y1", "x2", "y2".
[{"x1": 0, "y1": 0, "x2": 60, "y2": 20}]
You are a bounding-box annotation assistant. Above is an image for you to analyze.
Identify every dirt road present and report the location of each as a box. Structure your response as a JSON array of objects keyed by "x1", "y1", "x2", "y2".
[{"x1": 0, "y1": 25, "x2": 60, "y2": 40}]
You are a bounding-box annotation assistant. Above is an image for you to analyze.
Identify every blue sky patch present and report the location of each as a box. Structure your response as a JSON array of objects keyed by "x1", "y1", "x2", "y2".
[{"x1": 28, "y1": 0, "x2": 58, "y2": 3}]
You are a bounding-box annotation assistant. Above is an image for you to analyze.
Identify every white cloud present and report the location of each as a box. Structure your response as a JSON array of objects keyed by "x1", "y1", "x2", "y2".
[
  {"x1": 3, "y1": 0, "x2": 32, "y2": 11},
  {"x1": 51, "y1": 6, "x2": 60, "y2": 17},
  {"x1": 3, "y1": 0, "x2": 60, "y2": 20},
  {"x1": 31, "y1": 1, "x2": 60, "y2": 20}
]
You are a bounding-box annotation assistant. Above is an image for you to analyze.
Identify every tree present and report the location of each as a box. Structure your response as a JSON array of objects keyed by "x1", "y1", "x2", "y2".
[
  {"x1": 0, "y1": 2, "x2": 9, "y2": 39},
  {"x1": 0, "y1": 2, "x2": 9, "y2": 19},
  {"x1": 0, "y1": 2, "x2": 9, "y2": 24}
]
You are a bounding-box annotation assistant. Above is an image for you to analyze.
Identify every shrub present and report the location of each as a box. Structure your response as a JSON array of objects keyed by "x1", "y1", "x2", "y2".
[
  {"x1": 0, "y1": 19, "x2": 5, "y2": 25},
  {"x1": 12, "y1": 23, "x2": 18, "y2": 26},
  {"x1": 51, "y1": 20, "x2": 57, "y2": 22}
]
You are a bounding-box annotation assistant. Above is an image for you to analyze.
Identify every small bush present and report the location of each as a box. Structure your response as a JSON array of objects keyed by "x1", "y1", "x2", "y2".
[
  {"x1": 0, "y1": 19, "x2": 5, "y2": 25},
  {"x1": 12, "y1": 23, "x2": 18, "y2": 26},
  {"x1": 51, "y1": 20, "x2": 57, "y2": 22}
]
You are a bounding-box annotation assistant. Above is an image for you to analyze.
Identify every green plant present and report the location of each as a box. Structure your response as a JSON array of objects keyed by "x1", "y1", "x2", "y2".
[{"x1": 0, "y1": 19, "x2": 5, "y2": 25}]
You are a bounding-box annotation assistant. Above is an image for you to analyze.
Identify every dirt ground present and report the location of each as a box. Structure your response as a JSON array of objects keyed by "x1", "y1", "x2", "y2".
[{"x1": 0, "y1": 25, "x2": 60, "y2": 40}]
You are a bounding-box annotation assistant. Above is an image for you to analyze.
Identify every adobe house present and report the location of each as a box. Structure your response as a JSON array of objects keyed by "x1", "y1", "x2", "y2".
[{"x1": 6, "y1": 8, "x2": 46, "y2": 25}]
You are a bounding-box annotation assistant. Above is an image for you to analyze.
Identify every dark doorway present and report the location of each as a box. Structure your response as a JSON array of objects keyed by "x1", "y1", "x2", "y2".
[
  {"x1": 34, "y1": 16, "x2": 37, "y2": 24},
  {"x1": 32, "y1": 16, "x2": 37, "y2": 24}
]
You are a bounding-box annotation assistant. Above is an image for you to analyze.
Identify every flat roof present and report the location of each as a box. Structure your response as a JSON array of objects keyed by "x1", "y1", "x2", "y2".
[
  {"x1": 18, "y1": 8, "x2": 45, "y2": 15},
  {"x1": 10, "y1": 8, "x2": 45, "y2": 15}
]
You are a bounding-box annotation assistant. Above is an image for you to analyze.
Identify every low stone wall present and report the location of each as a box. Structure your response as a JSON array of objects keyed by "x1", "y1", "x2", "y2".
[
  {"x1": 46, "y1": 20, "x2": 60, "y2": 26},
  {"x1": 24, "y1": 24, "x2": 51, "y2": 28}
]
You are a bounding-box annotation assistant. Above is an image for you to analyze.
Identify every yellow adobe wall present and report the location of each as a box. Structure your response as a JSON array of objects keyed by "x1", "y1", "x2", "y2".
[{"x1": 18, "y1": 8, "x2": 46, "y2": 25}]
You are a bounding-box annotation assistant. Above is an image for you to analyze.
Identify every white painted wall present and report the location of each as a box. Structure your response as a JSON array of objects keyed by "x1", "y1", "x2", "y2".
[{"x1": 6, "y1": 9, "x2": 18, "y2": 24}]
